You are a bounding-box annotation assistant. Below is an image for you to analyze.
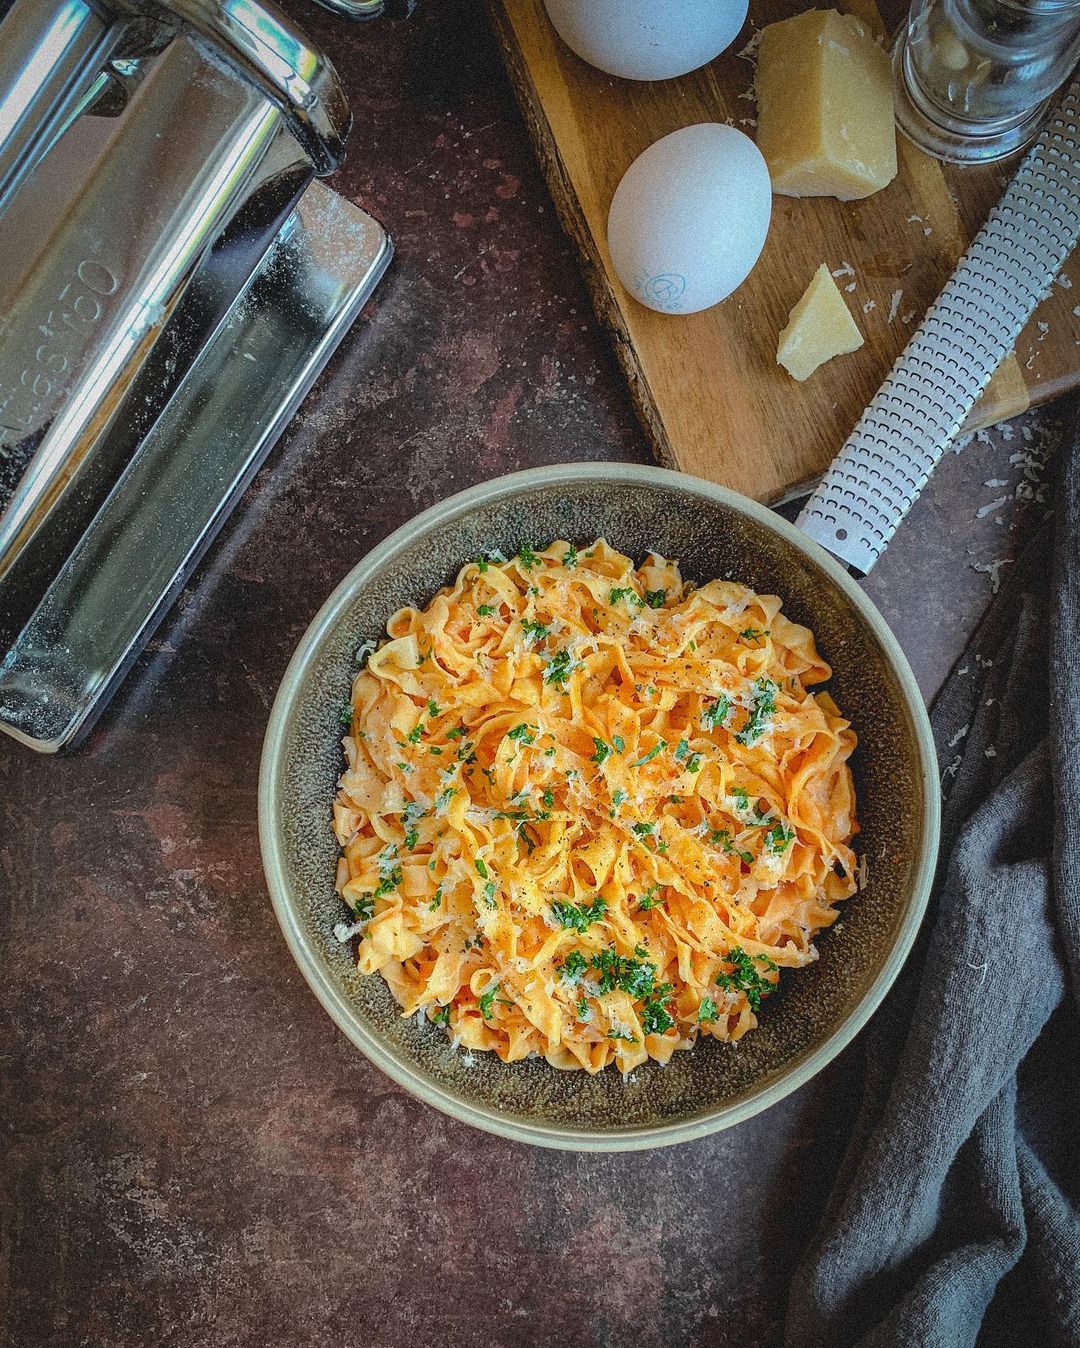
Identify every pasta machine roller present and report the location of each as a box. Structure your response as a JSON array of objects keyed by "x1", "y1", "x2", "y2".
[{"x1": 0, "y1": 0, "x2": 392, "y2": 751}]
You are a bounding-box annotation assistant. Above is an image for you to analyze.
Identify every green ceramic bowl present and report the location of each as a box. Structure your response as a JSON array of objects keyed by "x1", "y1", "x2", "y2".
[{"x1": 259, "y1": 463, "x2": 940, "y2": 1150}]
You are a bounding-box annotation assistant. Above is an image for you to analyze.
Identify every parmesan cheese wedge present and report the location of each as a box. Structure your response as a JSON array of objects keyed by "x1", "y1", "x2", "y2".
[
  {"x1": 755, "y1": 9, "x2": 897, "y2": 201},
  {"x1": 777, "y1": 265, "x2": 864, "y2": 381}
]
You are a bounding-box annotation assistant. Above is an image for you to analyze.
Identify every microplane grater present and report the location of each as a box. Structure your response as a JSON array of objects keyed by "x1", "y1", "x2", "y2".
[{"x1": 797, "y1": 78, "x2": 1080, "y2": 576}]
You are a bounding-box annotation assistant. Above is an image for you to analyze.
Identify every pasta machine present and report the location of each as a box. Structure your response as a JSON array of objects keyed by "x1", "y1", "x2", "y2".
[{"x1": 0, "y1": 0, "x2": 392, "y2": 751}]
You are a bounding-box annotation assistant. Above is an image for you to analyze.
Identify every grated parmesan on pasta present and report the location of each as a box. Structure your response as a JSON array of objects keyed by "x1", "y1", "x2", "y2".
[{"x1": 332, "y1": 540, "x2": 859, "y2": 1075}]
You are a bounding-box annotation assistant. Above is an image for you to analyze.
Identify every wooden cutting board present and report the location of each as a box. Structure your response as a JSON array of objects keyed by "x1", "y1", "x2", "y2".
[{"x1": 490, "y1": 0, "x2": 1080, "y2": 502}]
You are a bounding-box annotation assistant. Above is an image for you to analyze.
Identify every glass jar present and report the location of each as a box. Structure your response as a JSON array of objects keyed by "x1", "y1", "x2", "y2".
[{"x1": 894, "y1": 0, "x2": 1080, "y2": 160}]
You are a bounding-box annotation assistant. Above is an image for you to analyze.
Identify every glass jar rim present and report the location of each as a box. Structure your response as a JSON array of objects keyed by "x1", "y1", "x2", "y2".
[{"x1": 992, "y1": 0, "x2": 1080, "y2": 13}]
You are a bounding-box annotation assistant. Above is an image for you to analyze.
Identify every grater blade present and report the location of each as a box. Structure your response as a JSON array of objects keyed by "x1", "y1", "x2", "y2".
[{"x1": 796, "y1": 78, "x2": 1080, "y2": 576}]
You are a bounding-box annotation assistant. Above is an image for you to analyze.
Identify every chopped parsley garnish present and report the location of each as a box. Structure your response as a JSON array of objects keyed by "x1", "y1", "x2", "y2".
[
  {"x1": 373, "y1": 867, "x2": 402, "y2": 899},
  {"x1": 479, "y1": 984, "x2": 499, "y2": 1019},
  {"x1": 644, "y1": 588, "x2": 668, "y2": 609},
  {"x1": 407, "y1": 723, "x2": 424, "y2": 744},
  {"x1": 608, "y1": 1027, "x2": 636, "y2": 1043},
  {"x1": 609, "y1": 587, "x2": 644, "y2": 609},
  {"x1": 430, "y1": 1005, "x2": 451, "y2": 1027},
  {"x1": 590, "y1": 947, "x2": 656, "y2": 1000},
  {"x1": 483, "y1": 880, "x2": 497, "y2": 906},
  {"x1": 577, "y1": 995, "x2": 591, "y2": 1021},
  {"x1": 731, "y1": 786, "x2": 771, "y2": 822},
  {"x1": 429, "y1": 887, "x2": 443, "y2": 911},
  {"x1": 641, "y1": 984, "x2": 675, "y2": 1035},
  {"x1": 673, "y1": 740, "x2": 703, "y2": 772},
  {"x1": 507, "y1": 722, "x2": 538, "y2": 744},
  {"x1": 558, "y1": 950, "x2": 588, "y2": 984},
  {"x1": 521, "y1": 618, "x2": 550, "y2": 645},
  {"x1": 446, "y1": 726, "x2": 464, "y2": 740},
  {"x1": 551, "y1": 897, "x2": 607, "y2": 932},
  {"x1": 712, "y1": 829, "x2": 755, "y2": 865},
  {"x1": 434, "y1": 785, "x2": 457, "y2": 811},
  {"x1": 474, "y1": 548, "x2": 505, "y2": 574},
  {"x1": 716, "y1": 946, "x2": 779, "y2": 1011},
  {"x1": 543, "y1": 649, "x2": 574, "y2": 689},
  {"x1": 702, "y1": 695, "x2": 732, "y2": 730},
  {"x1": 590, "y1": 737, "x2": 612, "y2": 766},
  {"x1": 542, "y1": 788, "x2": 554, "y2": 809},
  {"x1": 404, "y1": 829, "x2": 419, "y2": 850},
  {"x1": 518, "y1": 544, "x2": 542, "y2": 569},
  {"x1": 457, "y1": 741, "x2": 476, "y2": 763},
  {"x1": 474, "y1": 858, "x2": 489, "y2": 880},
  {"x1": 338, "y1": 702, "x2": 353, "y2": 726},
  {"x1": 611, "y1": 788, "x2": 627, "y2": 809},
  {"x1": 638, "y1": 884, "x2": 663, "y2": 910},
  {"x1": 698, "y1": 996, "x2": 718, "y2": 1024},
  {"x1": 477, "y1": 604, "x2": 495, "y2": 616},
  {"x1": 736, "y1": 677, "x2": 779, "y2": 747},
  {"x1": 765, "y1": 822, "x2": 795, "y2": 853},
  {"x1": 631, "y1": 821, "x2": 655, "y2": 837},
  {"x1": 739, "y1": 627, "x2": 768, "y2": 640},
  {"x1": 612, "y1": 735, "x2": 625, "y2": 754},
  {"x1": 631, "y1": 741, "x2": 667, "y2": 767},
  {"x1": 563, "y1": 544, "x2": 578, "y2": 568},
  {"x1": 351, "y1": 893, "x2": 375, "y2": 920},
  {"x1": 427, "y1": 700, "x2": 441, "y2": 717}
]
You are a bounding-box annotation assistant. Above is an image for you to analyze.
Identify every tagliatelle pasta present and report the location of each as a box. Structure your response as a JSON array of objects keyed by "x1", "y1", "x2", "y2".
[{"x1": 332, "y1": 540, "x2": 859, "y2": 1075}]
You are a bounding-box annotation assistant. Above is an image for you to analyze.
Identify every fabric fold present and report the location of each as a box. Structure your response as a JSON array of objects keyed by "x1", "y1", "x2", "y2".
[{"x1": 784, "y1": 417, "x2": 1080, "y2": 1348}]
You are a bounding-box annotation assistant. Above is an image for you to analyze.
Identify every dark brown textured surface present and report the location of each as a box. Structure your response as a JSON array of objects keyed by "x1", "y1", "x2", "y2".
[{"x1": 0, "y1": 2, "x2": 1066, "y2": 1344}]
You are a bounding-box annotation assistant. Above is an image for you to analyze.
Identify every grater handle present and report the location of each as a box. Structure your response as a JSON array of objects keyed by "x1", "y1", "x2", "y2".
[{"x1": 796, "y1": 78, "x2": 1080, "y2": 576}]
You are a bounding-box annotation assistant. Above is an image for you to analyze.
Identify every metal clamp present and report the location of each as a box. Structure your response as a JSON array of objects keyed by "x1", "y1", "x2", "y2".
[{"x1": 164, "y1": 0, "x2": 351, "y2": 174}]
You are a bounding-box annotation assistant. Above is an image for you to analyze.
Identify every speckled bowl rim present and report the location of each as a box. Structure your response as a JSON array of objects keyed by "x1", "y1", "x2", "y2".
[{"x1": 259, "y1": 462, "x2": 940, "y2": 1151}]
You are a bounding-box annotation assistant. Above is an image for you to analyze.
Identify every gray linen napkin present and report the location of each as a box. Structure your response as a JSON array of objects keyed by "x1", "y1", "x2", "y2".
[{"x1": 784, "y1": 425, "x2": 1080, "y2": 1348}]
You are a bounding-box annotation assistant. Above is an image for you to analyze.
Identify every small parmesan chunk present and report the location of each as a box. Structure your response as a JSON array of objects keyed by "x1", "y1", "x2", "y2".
[
  {"x1": 777, "y1": 264, "x2": 864, "y2": 381},
  {"x1": 755, "y1": 9, "x2": 897, "y2": 201}
]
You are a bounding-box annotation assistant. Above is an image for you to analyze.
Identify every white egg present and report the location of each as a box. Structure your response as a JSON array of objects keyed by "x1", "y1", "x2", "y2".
[
  {"x1": 543, "y1": 0, "x2": 749, "y2": 81},
  {"x1": 607, "y1": 124, "x2": 772, "y2": 316}
]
